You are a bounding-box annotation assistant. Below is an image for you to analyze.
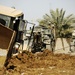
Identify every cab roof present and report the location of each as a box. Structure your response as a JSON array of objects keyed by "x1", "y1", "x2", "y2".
[{"x1": 0, "y1": 5, "x2": 23, "y2": 17}]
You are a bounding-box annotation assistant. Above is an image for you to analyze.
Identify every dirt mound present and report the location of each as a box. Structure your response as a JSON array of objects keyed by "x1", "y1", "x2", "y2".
[{"x1": 0, "y1": 49, "x2": 75, "y2": 75}]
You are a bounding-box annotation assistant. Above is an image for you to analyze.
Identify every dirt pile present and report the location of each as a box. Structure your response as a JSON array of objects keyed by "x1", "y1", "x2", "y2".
[{"x1": 0, "y1": 49, "x2": 75, "y2": 75}]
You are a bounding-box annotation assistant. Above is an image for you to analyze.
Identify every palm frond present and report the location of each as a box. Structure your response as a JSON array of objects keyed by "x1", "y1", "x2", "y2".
[
  {"x1": 50, "y1": 9, "x2": 56, "y2": 21},
  {"x1": 65, "y1": 17, "x2": 75, "y2": 24},
  {"x1": 66, "y1": 14, "x2": 73, "y2": 19},
  {"x1": 56, "y1": 8, "x2": 59, "y2": 17},
  {"x1": 60, "y1": 10, "x2": 65, "y2": 24}
]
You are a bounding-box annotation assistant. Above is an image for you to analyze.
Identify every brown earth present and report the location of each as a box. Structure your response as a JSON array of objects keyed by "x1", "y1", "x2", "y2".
[{"x1": 0, "y1": 49, "x2": 75, "y2": 75}]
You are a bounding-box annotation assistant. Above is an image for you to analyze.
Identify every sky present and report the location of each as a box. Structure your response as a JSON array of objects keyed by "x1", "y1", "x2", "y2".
[{"x1": 0, "y1": 0, "x2": 75, "y2": 25}]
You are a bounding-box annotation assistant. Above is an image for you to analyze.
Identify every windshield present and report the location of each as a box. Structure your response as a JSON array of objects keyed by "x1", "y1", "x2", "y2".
[
  {"x1": 0, "y1": 14, "x2": 11, "y2": 27},
  {"x1": 19, "y1": 20, "x2": 25, "y2": 31}
]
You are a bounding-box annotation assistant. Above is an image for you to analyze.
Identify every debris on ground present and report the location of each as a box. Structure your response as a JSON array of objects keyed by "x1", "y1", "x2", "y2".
[{"x1": 0, "y1": 49, "x2": 75, "y2": 75}]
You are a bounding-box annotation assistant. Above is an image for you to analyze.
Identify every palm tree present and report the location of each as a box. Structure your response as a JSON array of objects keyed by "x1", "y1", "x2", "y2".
[{"x1": 38, "y1": 8, "x2": 75, "y2": 51}]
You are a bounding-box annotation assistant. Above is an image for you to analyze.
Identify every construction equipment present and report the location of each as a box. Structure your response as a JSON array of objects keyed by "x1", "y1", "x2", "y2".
[
  {"x1": 25, "y1": 21, "x2": 35, "y2": 51},
  {"x1": 25, "y1": 23, "x2": 46, "y2": 53},
  {"x1": 0, "y1": 5, "x2": 26, "y2": 67},
  {"x1": 31, "y1": 31, "x2": 46, "y2": 53},
  {"x1": 0, "y1": 5, "x2": 55, "y2": 68},
  {"x1": 30, "y1": 25, "x2": 55, "y2": 52}
]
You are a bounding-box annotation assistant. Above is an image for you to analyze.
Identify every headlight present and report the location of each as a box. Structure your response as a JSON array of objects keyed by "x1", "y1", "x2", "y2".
[{"x1": 14, "y1": 43, "x2": 20, "y2": 50}]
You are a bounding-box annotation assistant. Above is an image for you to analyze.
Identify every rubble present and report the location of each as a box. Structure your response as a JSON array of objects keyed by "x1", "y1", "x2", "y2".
[{"x1": 0, "y1": 49, "x2": 75, "y2": 75}]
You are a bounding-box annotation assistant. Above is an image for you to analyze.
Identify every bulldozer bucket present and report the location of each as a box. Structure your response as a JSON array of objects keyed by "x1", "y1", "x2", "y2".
[{"x1": 0, "y1": 24, "x2": 16, "y2": 68}]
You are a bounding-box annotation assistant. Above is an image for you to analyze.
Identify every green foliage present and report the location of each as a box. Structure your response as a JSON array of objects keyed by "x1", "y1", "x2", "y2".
[{"x1": 38, "y1": 8, "x2": 75, "y2": 38}]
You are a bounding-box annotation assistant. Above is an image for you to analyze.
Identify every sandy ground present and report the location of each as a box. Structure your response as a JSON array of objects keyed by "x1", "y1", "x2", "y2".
[
  {"x1": 0, "y1": 38, "x2": 75, "y2": 75},
  {"x1": 0, "y1": 49, "x2": 75, "y2": 75}
]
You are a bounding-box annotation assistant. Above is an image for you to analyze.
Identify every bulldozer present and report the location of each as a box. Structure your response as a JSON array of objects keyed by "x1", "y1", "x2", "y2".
[
  {"x1": 0, "y1": 5, "x2": 54, "y2": 68},
  {"x1": 25, "y1": 25, "x2": 46, "y2": 53},
  {"x1": 0, "y1": 5, "x2": 26, "y2": 68}
]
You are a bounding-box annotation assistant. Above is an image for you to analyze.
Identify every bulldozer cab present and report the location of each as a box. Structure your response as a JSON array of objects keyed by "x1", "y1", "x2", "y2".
[
  {"x1": 0, "y1": 5, "x2": 24, "y2": 27},
  {"x1": 0, "y1": 5, "x2": 26, "y2": 43},
  {"x1": 0, "y1": 5, "x2": 25, "y2": 68}
]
